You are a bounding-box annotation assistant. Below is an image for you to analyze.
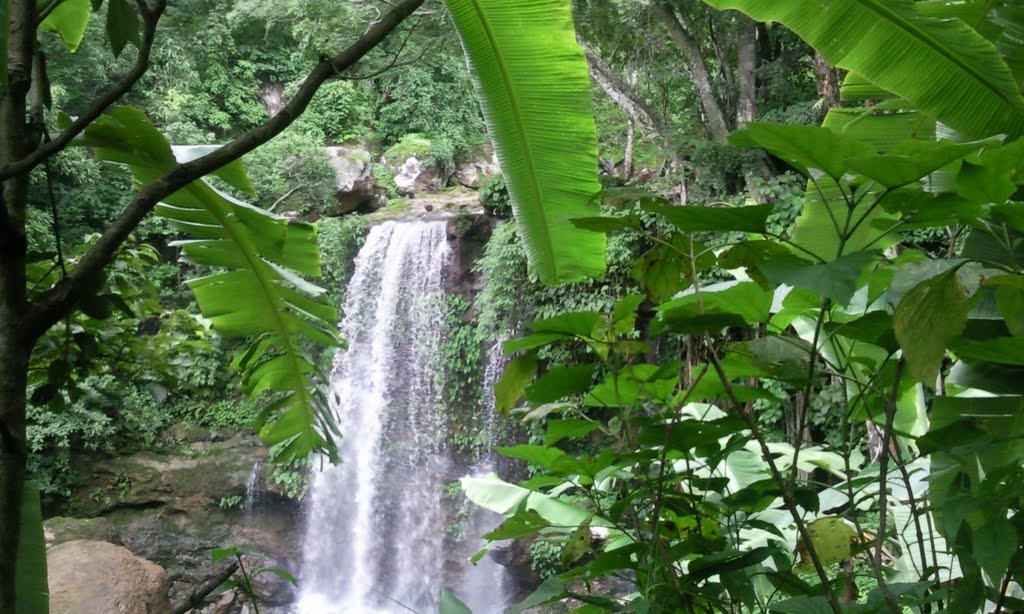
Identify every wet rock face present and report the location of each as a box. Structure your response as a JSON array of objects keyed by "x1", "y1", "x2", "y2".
[
  {"x1": 445, "y1": 214, "x2": 493, "y2": 296},
  {"x1": 54, "y1": 432, "x2": 303, "y2": 610},
  {"x1": 48, "y1": 540, "x2": 171, "y2": 614}
]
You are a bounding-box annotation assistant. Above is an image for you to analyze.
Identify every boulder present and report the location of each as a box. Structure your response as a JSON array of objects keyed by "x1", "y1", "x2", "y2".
[
  {"x1": 390, "y1": 155, "x2": 443, "y2": 196},
  {"x1": 325, "y1": 146, "x2": 383, "y2": 215},
  {"x1": 48, "y1": 540, "x2": 170, "y2": 614},
  {"x1": 454, "y1": 145, "x2": 500, "y2": 189},
  {"x1": 44, "y1": 516, "x2": 120, "y2": 547}
]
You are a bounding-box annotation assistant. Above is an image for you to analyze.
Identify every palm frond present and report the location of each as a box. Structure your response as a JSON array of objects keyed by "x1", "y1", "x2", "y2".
[{"x1": 80, "y1": 106, "x2": 341, "y2": 462}]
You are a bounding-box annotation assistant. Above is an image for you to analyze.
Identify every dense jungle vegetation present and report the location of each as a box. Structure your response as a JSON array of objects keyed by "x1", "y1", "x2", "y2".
[{"x1": 2, "y1": 0, "x2": 1024, "y2": 612}]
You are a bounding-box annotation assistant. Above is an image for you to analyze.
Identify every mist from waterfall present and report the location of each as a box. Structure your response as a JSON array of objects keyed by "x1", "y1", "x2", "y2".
[{"x1": 294, "y1": 219, "x2": 509, "y2": 614}]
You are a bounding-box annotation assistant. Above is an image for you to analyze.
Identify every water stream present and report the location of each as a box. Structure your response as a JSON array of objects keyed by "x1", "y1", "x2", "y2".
[{"x1": 295, "y1": 220, "x2": 508, "y2": 614}]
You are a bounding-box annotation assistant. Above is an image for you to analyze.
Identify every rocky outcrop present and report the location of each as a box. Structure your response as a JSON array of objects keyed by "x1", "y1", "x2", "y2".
[
  {"x1": 48, "y1": 540, "x2": 171, "y2": 614},
  {"x1": 326, "y1": 146, "x2": 386, "y2": 215},
  {"x1": 45, "y1": 515, "x2": 120, "y2": 546},
  {"x1": 454, "y1": 144, "x2": 500, "y2": 189},
  {"x1": 56, "y1": 431, "x2": 302, "y2": 610},
  {"x1": 390, "y1": 155, "x2": 444, "y2": 196}
]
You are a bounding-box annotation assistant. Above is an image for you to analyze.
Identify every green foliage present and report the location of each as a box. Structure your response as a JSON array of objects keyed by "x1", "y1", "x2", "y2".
[
  {"x1": 218, "y1": 495, "x2": 243, "y2": 510},
  {"x1": 373, "y1": 47, "x2": 486, "y2": 169},
  {"x1": 465, "y1": 6, "x2": 1024, "y2": 607},
  {"x1": 529, "y1": 539, "x2": 563, "y2": 580},
  {"x1": 479, "y1": 173, "x2": 511, "y2": 218},
  {"x1": 242, "y1": 122, "x2": 335, "y2": 214},
  {"x1": 79, "y1": 106, "x2": 341, "y2": 463},
  {"x1": 316, "y1": 214, "x2": 370, "y2": 307},
  {"x1": 383, "y1": 133, "x2": 432, "y2": 162},
  {"x1": 304, "y1": 79, "x2": 372, "y2": 144}
]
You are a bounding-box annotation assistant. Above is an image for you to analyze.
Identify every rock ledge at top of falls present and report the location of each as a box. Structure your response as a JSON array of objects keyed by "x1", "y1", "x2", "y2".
[{"x1": 48, "y1": 539, "x2": 171, "y2": 614}]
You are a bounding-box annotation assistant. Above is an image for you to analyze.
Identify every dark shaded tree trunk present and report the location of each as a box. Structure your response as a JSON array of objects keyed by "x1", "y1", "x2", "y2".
[
  {"x1": 813, "y1": 52, "x2": 842, "y2": 114},
  {"x1": 735, "y1": 16, "x2": 768, "y2": 202},
  {"x1": 656, "y1": 2, "x2": 730, "y2": 142},
  {"x1": 0, "y1": 1, "x2": 37, "y2": 608}
]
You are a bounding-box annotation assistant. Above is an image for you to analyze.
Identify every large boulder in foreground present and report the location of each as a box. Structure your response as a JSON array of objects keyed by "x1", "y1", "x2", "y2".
[{"x1": 48, "y1": 540, "x2": 170, "y2": 614}]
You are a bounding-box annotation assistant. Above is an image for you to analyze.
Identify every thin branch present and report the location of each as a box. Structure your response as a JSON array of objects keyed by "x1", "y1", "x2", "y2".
[
  {"x1": 36, "y1": 0, "x2": 66, "y2": 23},
  {"x1": 21, "y1": 0, "x2": 426, "y2": 343},
  {"x1": 0, "y1": 1, "x2": 167, "y2": 182}
]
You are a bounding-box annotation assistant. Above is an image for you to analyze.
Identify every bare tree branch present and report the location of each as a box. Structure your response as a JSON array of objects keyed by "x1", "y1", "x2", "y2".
[
  {"x1": 0, "y1": 1, "x2": 167, "y2": 182},
  {"x1": 21, "y1": 0, "x2": 426, "y2": 342},
  {"x1": 579, "y1": 38, "x2": 668, "y2": 140}
]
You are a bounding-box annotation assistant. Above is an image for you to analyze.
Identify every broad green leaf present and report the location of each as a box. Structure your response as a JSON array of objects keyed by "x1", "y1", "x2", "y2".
[
  {"x1": 794, "y1": 517, "x2": 859, "y2": 573},
  {"x1": 39, "y1": 0, "x2": 91, "y2": 51},
  {"x1": 972, "y1": 518, "x2": 1017, "y2": 582},
  {"x1": 461, "y1": 473, "x2": 604, "y2": 529},
  {"x1": 823, "y1": 311, "x2": 898, "y2": 354},
  {"x1": 569, "y1": 215, "x2": 641, "y2": 233},
  {"x1": 769, "y1": 596, "x2": 836, "y2": 614},
  {"x1": 706, "y1": 0, "x2": 1024, "y2": 139},
  {"x1": 509, "y1": 576, "x2": 568, "y2": 614},
  {"x1": 483, "y1": 509, "x2": 550, "y2": 540},
  {"x1": 495, "y1": 352, "x2": 538, "y2": 414},
  {"x1": 761, "y1": 251, "x2": 876, "y2": 307},
  {"x1": 894, "y1": 267, "x2": 971, "y2": 385},
  {"x1": 546, "y1": 418, "x2": 599, "y2": 445},
  {"x1": 656, "y1": 281, "x2": 773, "y2": 334},
  {"x1": 526, "y1": 364, "x2": 594, "y2": 405},
  {"x1": 530, "y1": 311, "x2": 603, "y2": 337},
  {"x1": 105, "y1": 0, "x2": 139, "y2": 57},
  {"x1": 845, "y1": 139, "x2": 991, "y2": 189},
  {"x1": 447, "y1": 0, "x2": 605, "y2": 284},
  {"x1": 15, "y1": 482, "x2": 48, "y2": 614},
  {"x1": 643, "y1": 201, "x2": 773, "y2": 233},
  {"x1": 632, "y1": 235, "x2": 713, "y2": 303},
  {"x1": 730, "y1": 123, "x2": 875, "y2": 180},
  {"x1": 585, "y1": 364, "x2": 679, "y2": 408},
  {"x1": 561, "y1": 515, "x2": 593, "y2": 567},
  {"x1": 951, "y1": 336, "x2": 1024, "y2": 366},
  {"x1": 80, "y1": 107, "x2": 338, "y2": 462},
  {"x1": 496, "y1": 444, "x2": 567, "y2": 469},
  {"x1": 440, "y1": 590, "x2": 473, "y2": 614}
]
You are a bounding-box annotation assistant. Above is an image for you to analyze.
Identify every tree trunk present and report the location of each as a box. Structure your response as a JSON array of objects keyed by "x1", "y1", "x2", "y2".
[
  {"x1": 813, "y1": 52, "x2": 842, "y2": 114},
  {"x1": 0, "y1": 2, "x2": 39, "y2": 609},
  {"x1": 623, "y1": 118, "x2": 635, "y2": 181},
  {"x1": 656, "y1": 2, "x2": 731, "y2": 142},
  {"x1": 580, "y1": 39, "x2": 668, "y2": 140},
  {"x1": 735, "y1": 16, "x2": 768, "y2": 202}
]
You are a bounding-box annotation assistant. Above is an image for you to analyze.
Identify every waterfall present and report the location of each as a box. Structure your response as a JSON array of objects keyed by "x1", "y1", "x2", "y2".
[
  {"x1": 243, "y1": 459, "x2": 262, "y2": 515},
  {"x1": 295, "y1": 220, "x2": 508, "y2": 614},
  {"x1": 455, "y1": 341, "x2": 511, "y2": 614}
]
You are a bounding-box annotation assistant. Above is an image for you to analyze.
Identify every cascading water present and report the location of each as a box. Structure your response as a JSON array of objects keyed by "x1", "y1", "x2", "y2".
[
  {"x1": 454, "y1": 341, "x2": 511, "y2": 614},
  {"x1": 295, "y1": 220, "x2": 508, "y2": 614}
]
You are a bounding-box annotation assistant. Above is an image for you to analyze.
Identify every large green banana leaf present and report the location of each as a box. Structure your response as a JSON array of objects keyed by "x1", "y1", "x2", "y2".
[
  {"x1": 446, "y1": 0, "x2": 605, "y2": 284},
  {"x1": 705, "y1": 0, "x2": 1024, "y2": 140},
  {"x1": 78, "y1": 107, "x2": 340, "y2": 462}
]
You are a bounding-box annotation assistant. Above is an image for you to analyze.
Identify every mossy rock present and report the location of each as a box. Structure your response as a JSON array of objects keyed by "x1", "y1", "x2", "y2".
[
  {"x1": 44, "y1": 516, "x2": 120, "y2": 547},
  {"x1": 384, "y1": 133, "x2": 432, "y2": 161}
]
